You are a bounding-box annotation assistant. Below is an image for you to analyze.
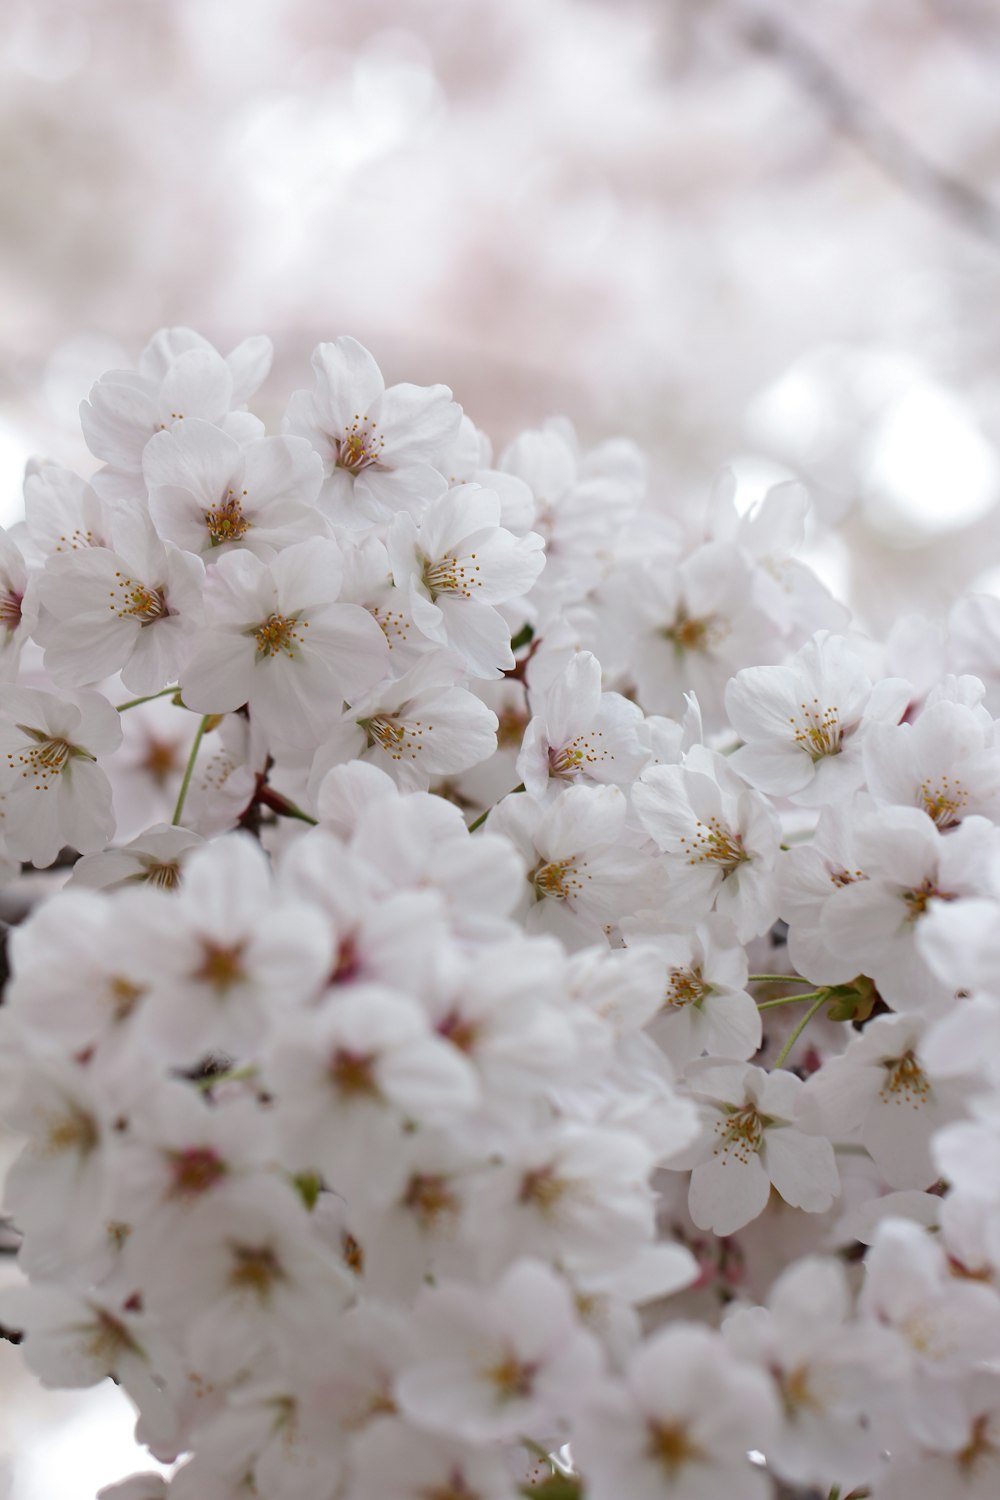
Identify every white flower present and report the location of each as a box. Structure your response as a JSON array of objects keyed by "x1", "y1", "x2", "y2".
[
  {"x1": 36, "y1": 515, "x2": 205, "y2": 694},
  {"x1": 633, "y1": 744, "x2": 780, "y2": 941},
  {"x1": 265, "y1": 983, "x2": 479, "y2": 1197},
  {"x1": 128, "y1": 833, "x2": 333, "y2": 1065},
  {"x1": 778, "y1": 802, "x2": 872, "y2": 985},
  {"x1": 873, "y1": 1373, "x2": 1000, "y2": 1500},
  {"x1": 0, "y1": 685, "x2": 122, "y2": 866},
  {"x1": 667, "y1": 1061, "x2": 840, "y2": 1235},
  {"x1": 860, "y1": 1217, "x2": 1000, "y2": 1447},
  {"x1": 628, "y1": 923, "x2": 761, "y2": 1067},
  {"x1": 308, "y1": 656, "x2": 498, "y2": 792},
  {"x1": 571, "y1": 1323, "x2": 779, "y2": 1500},
  {"x1": 283, "y1": 336, "x2": 461, "y2": 525},
  {"x1": 723, "y1": 1255, "x2": 905, "y2": 1491},
  {"x1": 517, "y1": 649, "x2": 649, "y2": 800},
  {"x1": 801, "y1": 1012, "x2": 965, "y2": 1188},
  {"x1": 345, "y1": 1421, "x2": 522, "y2": 1500},
  {"x1": 490, "y1": 783, "x2": 661, "y2": 946},
  {"x1": 81, "y1": 327, "x2": 271, "y2": 475},
  {"x1": 180, "y1": 539, "x2": 390, "y2": 745},
  {"x1": 395, "y1": 1259, "x2": 604, "y2": 1442},
  {"x1": 143, "y1": 419, "x2": 327, "y2": 559},
  {"x1": 22, "y1": 459, "x2": 113, "y2": 556},
  {"x1": 865, "y1": 693, "x2": 1000, "y2": 827},
  {"x1": 820, "y1": 807, "x2": 1000, "y2": 1011},
  {"x1": 726, "y1": 631, "x2": 910, "y2": 804},
  {"x1": 387, "y1": 483, "x2": 545, "y2": 677},
  {"x1": 70, "y1": 823, "x2": 205, "y2": 891}
]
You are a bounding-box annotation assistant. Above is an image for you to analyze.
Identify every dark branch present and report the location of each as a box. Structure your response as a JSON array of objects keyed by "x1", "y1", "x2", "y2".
[{"x1": 739, "y1": 4, "x2": 1000, "y2": 250}]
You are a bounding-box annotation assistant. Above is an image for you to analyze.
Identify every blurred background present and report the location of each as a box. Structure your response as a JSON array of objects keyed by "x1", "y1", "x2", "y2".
[{"x1": 2, "y1": 0, "x2": 1000, "y2": 1492}]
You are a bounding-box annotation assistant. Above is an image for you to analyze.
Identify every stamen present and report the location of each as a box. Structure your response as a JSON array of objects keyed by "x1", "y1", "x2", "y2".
[
  {"x1": 531, "y1": 857, "x2": 590, "y2": 902},
  {"x1": 204, "y1": 489, "x2": 252, "y2": 545},
  {"x1": 0, "y1": 592, "x2": 22, "y2": 633},
  {"x1": 678, "y1": 816, "x2": 747, "y2": 874},
  {"x1": 358, "y1": 714, "x2": 428, "y2": 762},
  {"x1": 227, "y1": 1243, "x2": 284, "y2": 1300},
  {"x1": 548, "y1": 731, "x2": 608, "y2": 778},
  {"x1": 253, "y1": 612, "x2": 306, "y2": 659},
  {"x1": 334, "y1": 415, "x2": 385, "y2": 475},
  {"x1": 647, "y1": 1420, "x2": 703, "y2": 1474},
  {"x1": 6, "y1": 728, "x2": 90, "y2": 791},
  {"x1": 422, "y1": 551, "x2": 482, "y2": 601},
  {"x1": 663, "y1": 966, "x2": 709, "y2": 1009},
  {"x1": 789, "y1": 699, "x2": 843, "y2": 761},
  {"x1": 712, "y1": 1104, "x2": 764, "y2": 1165},
  {"x1": 107, "y1": 572, "x2": 167, "y2": 624},
  {"x1": 662, "y1": 611, "x2": 727, "y2": 655},
  {"x1": 879, "y1": 1050, "x2": 932, "y2": 1108}
]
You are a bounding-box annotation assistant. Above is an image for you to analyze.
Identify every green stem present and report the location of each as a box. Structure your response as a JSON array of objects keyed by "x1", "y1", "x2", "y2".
[
  {"x1": 748, "y1": 973, "x2": 815, "y2": 984},
  {"x1": 468, "y1": 782, "x2": 525, "y2": 834},
  {"x1": 773, "y1": 994, "x2": 828, "y2": 1067},
  {"x1": 757, "y1": 990, "x2": 826, "y2": 1010},
  {"x1": 172, "y1": 714, "x2": 211, "y2": 826},
  {"x1": 116, "y1": 684, "x2": 181, "y2": 712}
]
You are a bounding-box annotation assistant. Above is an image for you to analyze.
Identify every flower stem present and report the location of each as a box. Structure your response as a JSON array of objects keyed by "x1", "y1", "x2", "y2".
[
  {"x1": 773, "y1": 994, "x2": 828, "y2": 1067},
  {"x1": 468, "y1": 782, "x2": 525, "y2": 834},
  {"x1": 116, "y1": 684, "x2": 181, "y2": 712},
  {"x1": 171, "y1": 714, "x2": 211, "y2": 826},
  {"x1": 757, "y1": 990, "x2": 825, "y2": 1010},
  {"x1": 748, "y1": 973, "x2": 815, "y2": 984}
]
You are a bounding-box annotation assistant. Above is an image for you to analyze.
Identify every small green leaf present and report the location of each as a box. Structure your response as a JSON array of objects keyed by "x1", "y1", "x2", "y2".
[
  {"x1": 509, "y1": 623, "x2": 535, "y2": 653},
  {"x1": 518, "y1": 1477, "x2": 582, "y2": 1500},
  {"x1": 823, "y1": 976, "x2": 877, "y2": 1023},
  {"x1": 292, "y1": 1171, "x2": 322, "y2": 1210}
]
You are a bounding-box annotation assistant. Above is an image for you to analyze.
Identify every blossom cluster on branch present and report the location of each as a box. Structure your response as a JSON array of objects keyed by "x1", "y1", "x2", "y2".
[{"x1": 1, "y1": 328, "x2": 1000, "y2": 1500}]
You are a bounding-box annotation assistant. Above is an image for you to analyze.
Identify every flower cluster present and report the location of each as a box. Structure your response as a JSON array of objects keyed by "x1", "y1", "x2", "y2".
[{"x1": 2, "y1": 329, "x2": 1000, "y2": 1500}]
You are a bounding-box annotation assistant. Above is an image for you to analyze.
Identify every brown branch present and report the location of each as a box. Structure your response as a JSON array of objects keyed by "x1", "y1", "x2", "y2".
[{"x1": 739, "y1": 4, "x2": 1000, "y2": 250}]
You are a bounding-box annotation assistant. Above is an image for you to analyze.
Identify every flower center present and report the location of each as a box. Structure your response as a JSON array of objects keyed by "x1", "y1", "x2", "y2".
[
  {"x1": 205, "y1": 490, "x2": 252, "y2": 545},
  {"x1": 664, "y1": 965, "x2": 709, "y2": 1009},
  {"x1": 228, "y1": 1243, "x2": 285, "y2": 1301},
  {"x1": 334, "y1": 416, "x2": 384, "y2": 475},
  {"x1": 7, "y1": 729, "x2": 81, "y2": 790},
  {"x1": 192, "y1": 939, "x2": 247, "y2": 992},
  {"x1": 485, "y1": 1351, "x2": 537, "y2": 1402},
  {"x1": 359, "y1": 714, "x2": 427, "y2": 761},
  {"x1": 422, "y1": 551, "x2": 482, "y2": 601},
  {"x1": 518, "y1": 1165, "x2": 570, "y2": 1213},
  {"x1": 531, "y1": 856, "x2": 586, "y2": 902},
  {"x1": 169, "y1": 1146, "x2": 228, "y2": 1198},
  {"x1": 919, "y1": 775, "x2": 967, "y2": 829},
  {"x1": 85, "y1": 1308, "x2": 139, "y2": 1368},
  {"x1": 902, "y1": 878, "x2": 955, "y2": 921},
  {"x1": 403, "y1": 1173, "x2": 459, "y2": 1228},
  {"x1": 790, "y1": 700, "x2": 843, "y2": 761},
  {"x1": 329, "y1": 1048, "x2": 378, "y2": 1097},
  {"x1": 107, "y1": 975, "x2": 145, "y2": 1020},
  {"x1": 880, "y1": 1050, "x2": 932, "y2": 1107},
  {"x1": 108, "y1": 573, "x2": 167, "y2": 623},
  {"x1": 662, "y1": 610, "x2": 726, "y2": 655},
  {"x1": 678, "y1": 816, "x2": 747, "y2": 874},
  {"x1": 548, "y1": 732, "x2": 608, "y2": 778},
  {"x1": 714, "y1": 1103, "x2": 764, "y2": 1164},
  {"x1": 647, "y1": 1419, "x2": 703, "y2": 1474},
  {"x1": 45, "y1": 1106, "x2": 98, "y2": 1156},
  {"x1": 253, "y1": 612, "x2": 306, "y2": 659}
]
